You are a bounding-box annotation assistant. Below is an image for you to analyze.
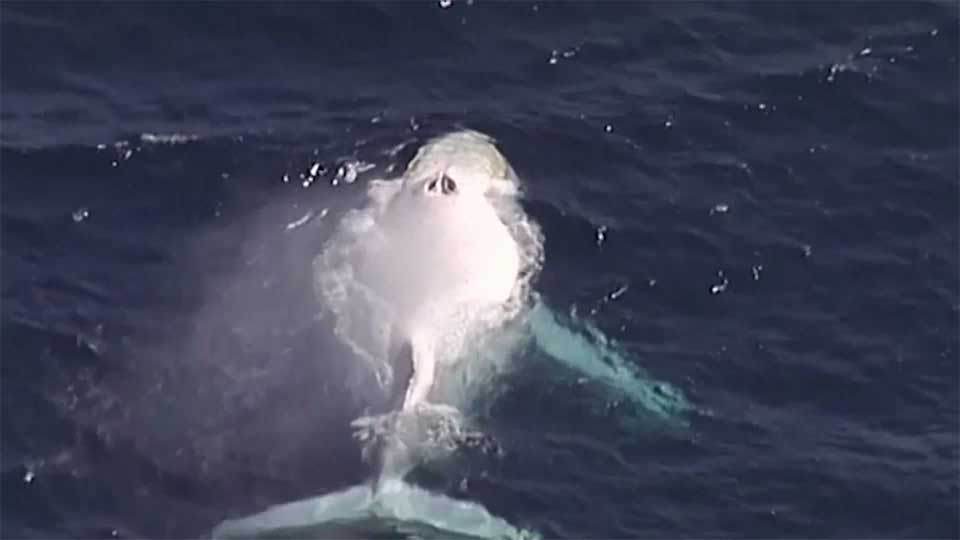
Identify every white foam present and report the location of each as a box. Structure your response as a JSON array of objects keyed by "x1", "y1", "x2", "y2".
[{"x1": 139, "y1": 133, "x2": 198, "y2": 144}]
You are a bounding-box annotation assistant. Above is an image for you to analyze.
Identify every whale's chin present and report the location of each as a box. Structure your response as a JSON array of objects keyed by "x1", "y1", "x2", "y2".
[{"x1": 378, "y1": 189, "x2": 522, "y2": 323}]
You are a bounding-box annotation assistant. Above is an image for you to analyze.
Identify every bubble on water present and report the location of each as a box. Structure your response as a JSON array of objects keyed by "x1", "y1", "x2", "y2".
[
  {"x1": 140, "y1": 133, "x2": 197, "y2": 144},
  {"x1": 334, "y1": 160, "x2": 374, "y2": 186},
  {"x1": 285, "y1": 210, "x2": 322, "y2": 231},
  {"x1": 826, "y1": 63, "x2": 846, "y2": 82},
  {"x1": 607, "y1": 284, "x2": 628, "y2": 301},
  {"x1": 72, "y1": 208, "x2": 90, "y2": 223},
  {"x1": 710, "y1": 271, "x2": 729, "y2": 295},
  {"x1": 709, "y1": 203, "x2": 729, "y2": 215},
  {"x1": 341, "y1": 164, "x2": 356, "y2": 184},
  {"x1": 439, "y1": 0, "x2": 452, "y2": 8}
]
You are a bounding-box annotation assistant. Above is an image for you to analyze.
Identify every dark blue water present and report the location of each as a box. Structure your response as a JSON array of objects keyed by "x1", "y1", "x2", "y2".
[{"x1": 2, "y1": 2, "x2": 958, "y2": 538}]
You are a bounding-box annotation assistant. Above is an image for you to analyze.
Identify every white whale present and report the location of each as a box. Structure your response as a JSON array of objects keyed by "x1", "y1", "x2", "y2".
[
  {"x1": 317, "y1": 130, "x2": 533, "y2": 418},
  {"x1": 212, "y1": 130, "x2": 690, "y2": 539}
]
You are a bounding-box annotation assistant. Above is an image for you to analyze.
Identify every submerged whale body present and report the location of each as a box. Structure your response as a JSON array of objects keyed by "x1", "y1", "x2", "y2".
[
  {"x1": 212, "y1": 130, "x2": 691, "y2": 539},
  {"x1": 213, "y1": 478, "x2": 533, "y2": 540}
]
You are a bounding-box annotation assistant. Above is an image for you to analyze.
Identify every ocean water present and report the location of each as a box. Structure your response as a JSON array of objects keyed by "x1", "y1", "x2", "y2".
[{"x1": 2, "y1": 2, "x2": 958, "y2": 538}]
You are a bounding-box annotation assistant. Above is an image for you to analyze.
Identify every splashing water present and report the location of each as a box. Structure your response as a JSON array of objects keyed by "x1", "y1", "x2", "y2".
[{"x1": 213, "y1": 130, "x2": 688, "y2": 539}]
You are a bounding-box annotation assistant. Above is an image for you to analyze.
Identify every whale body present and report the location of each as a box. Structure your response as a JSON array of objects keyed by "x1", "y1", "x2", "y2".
[{"x1": 212, "y1": 130, "x2": 690, "y2": 539}]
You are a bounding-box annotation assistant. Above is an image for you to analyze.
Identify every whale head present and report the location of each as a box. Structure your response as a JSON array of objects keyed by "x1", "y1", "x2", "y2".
[{"x1": 402, "y1": 130, "x2": 519, "y2": 200}]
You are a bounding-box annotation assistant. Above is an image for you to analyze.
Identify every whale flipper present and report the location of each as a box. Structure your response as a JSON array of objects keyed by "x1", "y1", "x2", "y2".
[{"x1": 526, "y1": 299, "x2": 690, "y2": 422}]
